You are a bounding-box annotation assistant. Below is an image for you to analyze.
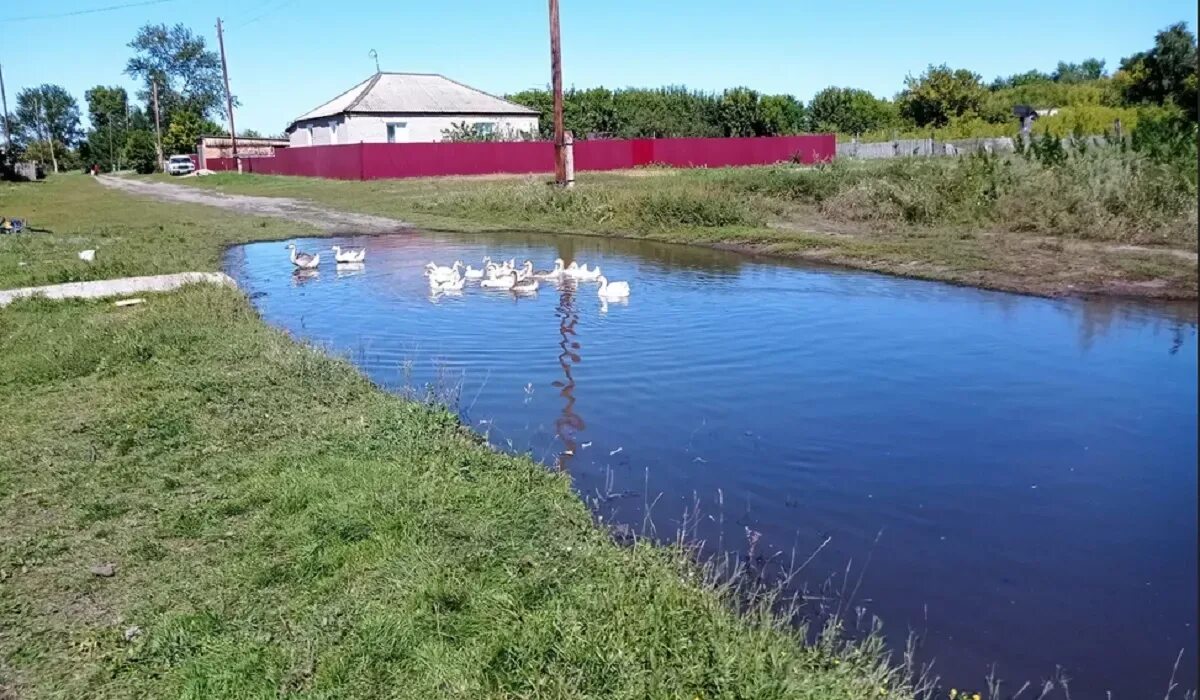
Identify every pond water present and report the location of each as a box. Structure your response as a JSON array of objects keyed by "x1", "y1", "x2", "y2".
[{"x1": 226, "y1": 232, "x2": 1198, "y2": 698}]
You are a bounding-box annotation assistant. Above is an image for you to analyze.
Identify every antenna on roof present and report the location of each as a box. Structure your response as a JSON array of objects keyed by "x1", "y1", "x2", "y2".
[{"x1": 368, "y1": 49, "x2": 380, "y2": 74}]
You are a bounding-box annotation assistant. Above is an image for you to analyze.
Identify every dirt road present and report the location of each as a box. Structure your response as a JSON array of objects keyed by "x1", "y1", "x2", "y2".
[{"x1": 97, "y1": 175, "x2": 407, "y2": 233}]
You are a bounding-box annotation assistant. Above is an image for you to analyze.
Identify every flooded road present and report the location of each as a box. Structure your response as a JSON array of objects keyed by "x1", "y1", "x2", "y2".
[{"x1": 227, "y1": 231, "x2": 1198, "y2": 698}]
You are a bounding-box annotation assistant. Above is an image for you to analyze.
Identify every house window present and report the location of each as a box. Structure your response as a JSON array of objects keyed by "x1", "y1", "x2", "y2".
[
  {"x1": 386, "y1": 122, "x2": 408, "y2": 143},
  {"x1": 472, "y1": 122, "x2": 496, "y2": 137}
]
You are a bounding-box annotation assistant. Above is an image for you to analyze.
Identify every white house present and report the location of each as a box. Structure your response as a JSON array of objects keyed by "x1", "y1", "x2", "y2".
[{"x1": 285, "y1": 73, "x2": 540, "y2": 147}]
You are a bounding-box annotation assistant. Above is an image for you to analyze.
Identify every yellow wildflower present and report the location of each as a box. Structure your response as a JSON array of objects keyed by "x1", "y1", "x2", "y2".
[
  {"x1": 973, "y1": 695, "x2": 981, "y2": 700},
  {"x1": 949, "y1": 691, "x2": 958, "y2": 700}
]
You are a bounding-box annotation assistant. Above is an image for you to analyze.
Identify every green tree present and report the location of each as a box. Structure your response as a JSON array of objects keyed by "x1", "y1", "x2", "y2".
[
  {"x1": 84, "y1": 86, "x2": 131, "y2": 171},
  {"x1": 898, "y1": 65, "x2": 986, "y2": 127},
  {"x1": 12, "y1": 85, "x2": 82, "y2": 172},
  {"x1": 718, "y1": 87, "x2": 762, "y2": 137},
  {"x1": 1118, "y1": 22, "x2": 1198, "y2": 120},
  {"x1": 808, "y1": 87, "x2": 896, "y2": 134},
  {"x1": 239, "y1": 128, "x2": 263, "y2": 138},
  {"x1": 1053, "y1": 58, "x2": 1106, "y2": 83},
  {"x1": 125, "y1": 129, "x2": 159, "y2": 173},
  {"x1": 759, "y1": 94, "x2": 807, "y2": 135},
  {"x1": 162, "y1": 109, "x2": 221, "y2": 155},
  {"x1": 125, "y1": 23, "x2": 225, "y2": 126}
]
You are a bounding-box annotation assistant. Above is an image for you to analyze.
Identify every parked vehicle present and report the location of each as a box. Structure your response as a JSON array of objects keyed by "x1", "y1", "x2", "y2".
[{"x1": 166, "y1": 155, "x2": 196, "y2": 176}]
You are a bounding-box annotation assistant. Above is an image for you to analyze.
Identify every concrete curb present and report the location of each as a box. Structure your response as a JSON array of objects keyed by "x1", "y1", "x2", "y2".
[{"x1": 0, "y1": 272, "x2": 237, "y2": 307}]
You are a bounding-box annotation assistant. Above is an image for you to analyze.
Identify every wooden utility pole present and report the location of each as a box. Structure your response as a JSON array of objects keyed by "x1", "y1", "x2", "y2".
[
  {"x1": 151, "y1": 80, "x2": 164, "y2": 170},
  {"x1": 216, "y1": 18, "x2": 239, "y2": 171},
  {"x1": 548, "y1": 0, "x2": 566, "y2": 185},
  {"x1": 0, "y1": 61, "x2": 12, "y2": 154}
]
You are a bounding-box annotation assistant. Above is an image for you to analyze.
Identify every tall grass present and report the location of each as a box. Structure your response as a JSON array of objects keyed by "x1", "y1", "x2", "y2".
[{"x1": 710, "y1": 148, "x2": 1197, "y2": 245}]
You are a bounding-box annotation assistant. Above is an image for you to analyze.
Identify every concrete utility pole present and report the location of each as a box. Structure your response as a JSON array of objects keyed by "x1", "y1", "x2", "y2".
[
  {"x1": 548, "y1": 0, "x2": 566, "y2": 185},
  {"x1": 0, "y1": 61, "x2": 12, "y2": 153},
  {"x1": 151, "y1": 80, "x2": 164, "y2": 170},
  {"x1": 216, "y1": 17, "x2": 240, "y2": 172}
]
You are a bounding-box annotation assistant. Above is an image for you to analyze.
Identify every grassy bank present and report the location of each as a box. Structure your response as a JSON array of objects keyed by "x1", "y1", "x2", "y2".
[
  {"x1": 0, "y1": 175, "x2": 315, "y2": 290},
  {"x1": 167, "y1": 148, "x2": 1198, "y2": 300},
  {"x1": 0, "y1": 176, "x2": 918, "y2": 697}
]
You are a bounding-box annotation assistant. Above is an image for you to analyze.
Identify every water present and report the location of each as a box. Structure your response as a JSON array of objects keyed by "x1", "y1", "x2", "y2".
[{"x1": 226, "y1": 232, "x2": 1198, "y2": 698}]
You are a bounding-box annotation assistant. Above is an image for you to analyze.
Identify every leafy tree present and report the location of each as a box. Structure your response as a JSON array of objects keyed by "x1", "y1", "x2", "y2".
[
  {"x1": 718, "y1": 87, "x2": 762, "y2": 136},
  {"x1": 808, "y1": 87, "x2": 896, "y2": 134},
  {"x1": 162, "y1": 109, "x2": 221, "y2": 155},
  {"x1": 989, "y1": 69, "x2": 1054, "y2": 90},
  {"x1": 125, "y1": 130, "x2": 159, "y2": 173},
  {"x1": 239, "y1": 128, "x2": 263, "y2": 138},
  {"x1": 1053, "y1": 58, "x2": 1106, "y2": 83},
  {"x1": 12, "y1": 85, "x2": 82, "y2": 172},
  {"x1": 84, "y1": 86, "x2": 131, "y2": 171},
  {"x1": 125, "y1": 23, "x2": 225, "y2": 126},
  {"x1": 1118, "y1": 22, "x2": 1198, "y2": 120},
  {"x1": 899, "y1": 65, "x2": 986, "y2": 127},
  {"x1": 759, "y1": 94, "x2": 807, "y2": 135}
]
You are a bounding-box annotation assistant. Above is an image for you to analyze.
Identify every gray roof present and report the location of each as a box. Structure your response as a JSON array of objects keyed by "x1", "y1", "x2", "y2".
[{"x1": 291, "y1": 73, "x2": 539, "y2": 124}]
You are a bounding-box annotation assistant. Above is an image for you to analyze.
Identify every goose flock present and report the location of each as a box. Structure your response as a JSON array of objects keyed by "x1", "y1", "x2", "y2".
[
  {"x1": 425, "y1": 256, "x2": 631, "y2": 299},
  {"x1": 286, "y1": 244, "x2": 631, "y2": 301}
]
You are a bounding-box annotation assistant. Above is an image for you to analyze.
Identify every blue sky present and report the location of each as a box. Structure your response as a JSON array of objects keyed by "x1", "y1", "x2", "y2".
[{"x1": 1, "y1": 0, "x2": 1194, "y2": 134}]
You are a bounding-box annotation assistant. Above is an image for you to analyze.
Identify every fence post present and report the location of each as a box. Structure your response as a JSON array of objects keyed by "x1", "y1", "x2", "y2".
[{"x1": 564, "y1": 131, "x2": 575, "y2": 187}]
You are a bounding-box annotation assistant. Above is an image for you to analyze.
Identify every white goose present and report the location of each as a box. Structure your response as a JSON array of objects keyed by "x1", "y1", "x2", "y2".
[
  {"x1": 596, "y1": 275, "x2": 630, "y2": 300},
  {"x1": 331, "y1": 245, "x2": 366, "y2": 263},
  {"x1": 463, "y1": 264, "x2": 486, "y2": 279},
  {"x1": 431, "y1": 271, "x2": 465, "y2": 291},
  {"x1": 480, "y1": 271, "x2": 517, "y2": 290},
  {"x1": 426, "y1": 261, "x2": 461, "y2": 283},
  {"x1": 533, "y1": 258, "x2": 566, "y2": 279},
  {"x1": 287, "y1": 244, "x2": 320, "y2": 269},
  {"x1": 573, "y1": 263, "x2": 602, "y2": 281}
]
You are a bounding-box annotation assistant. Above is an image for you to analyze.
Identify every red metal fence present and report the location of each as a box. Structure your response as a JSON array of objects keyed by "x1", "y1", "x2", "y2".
[{"x1": 205, "y1": 134, "x2": 834, "y2": 180}]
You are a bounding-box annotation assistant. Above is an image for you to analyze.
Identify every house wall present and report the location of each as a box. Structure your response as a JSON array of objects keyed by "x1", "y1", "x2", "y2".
[{"x1": 288, "y1": 114, "x2": 539, "y2": 146}]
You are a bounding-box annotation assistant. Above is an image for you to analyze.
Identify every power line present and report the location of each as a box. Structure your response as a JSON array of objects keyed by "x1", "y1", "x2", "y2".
[
  {"x1": 232, "y1": 0, "x2": 299, "y2": 30},
  {"x1": 1, "y1": 0, "x2": 184, "y2": 23}
]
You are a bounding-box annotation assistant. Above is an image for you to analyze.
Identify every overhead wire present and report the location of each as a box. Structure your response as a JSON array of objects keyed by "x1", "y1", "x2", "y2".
[{"x1": 1, "y1": 0, "x2": 185, "y2": 23}]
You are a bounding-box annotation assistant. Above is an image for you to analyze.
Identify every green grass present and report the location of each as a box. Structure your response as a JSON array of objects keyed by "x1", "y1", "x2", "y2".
[
  {"x1": 0, "y1": 176, "x2": 922, "y2": 697},
  {"x1": 0, "y1": 174, "x2": 316, "y2": 289},
  {"x1": 167, "y1": 151, "x2": 1198, "y2": 299}
]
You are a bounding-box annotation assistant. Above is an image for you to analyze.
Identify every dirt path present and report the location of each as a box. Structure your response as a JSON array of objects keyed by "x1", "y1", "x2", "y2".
[{"x1": 97, "y1": 176, "x2": 408, "y2": 233}]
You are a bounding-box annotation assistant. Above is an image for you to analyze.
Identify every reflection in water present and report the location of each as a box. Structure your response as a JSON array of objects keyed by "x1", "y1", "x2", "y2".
[
  {"x1": 291, "y1": 269, "x2": 319, "y2": 285},
  {"x1": 553, "y1": 281, "x2": 585, "y2": 470},
  {"x1": 336, "y1": 262, "x2": 365, "y2": 278}
]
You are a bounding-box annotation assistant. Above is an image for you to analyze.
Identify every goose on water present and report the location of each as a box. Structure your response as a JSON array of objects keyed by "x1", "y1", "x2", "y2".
[
  {"x1": 533, "y1": 258, "x2": 566, "y2": 279},
  {"x1": 511, "y1": 272, "x2": 539, "y2": 294},
  {"x1": 572, "y1": 263, "x2": 602, "y2": 281},
  {"x1": 287, "y1": 244, "x2": 320, "y2": 269},
  {"x1": 480, "y1": 271, "x2": 517, "y2": 290},
  {"x1": 426, "y1": 261, "x2": 461, "y2": 282},
  {"x1": 431, "y1": 271, "x2": 465, "y2": 291},
  {"x1": 332, "y1": 245, "x2": 366, "y2": 263},
  {"x1": 596, "y1": 274, "x2": 630, "y2": 300},
  {"x1": 464, "y1": 264, "x2": 485, "y2": 279}
]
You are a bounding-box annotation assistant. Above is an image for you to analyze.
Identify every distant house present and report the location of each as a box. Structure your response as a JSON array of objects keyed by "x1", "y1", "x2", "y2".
[
  {"x1": 285, "y1": 73, "x2": 540, "y2": 147},
  {"x1": 195, "y1": 135, "x2": 288, "y2": 169}
]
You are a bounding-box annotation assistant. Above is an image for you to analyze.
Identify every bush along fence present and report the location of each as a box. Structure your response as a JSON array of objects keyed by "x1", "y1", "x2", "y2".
[{"x1": 204, "y1": 135, "x2": 836, "y2": 180}]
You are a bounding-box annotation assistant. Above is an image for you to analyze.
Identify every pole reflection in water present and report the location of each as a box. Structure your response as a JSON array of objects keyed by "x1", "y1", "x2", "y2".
[{"x1": 553, "y1": 281, "x2": 585, "y2": 470}]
